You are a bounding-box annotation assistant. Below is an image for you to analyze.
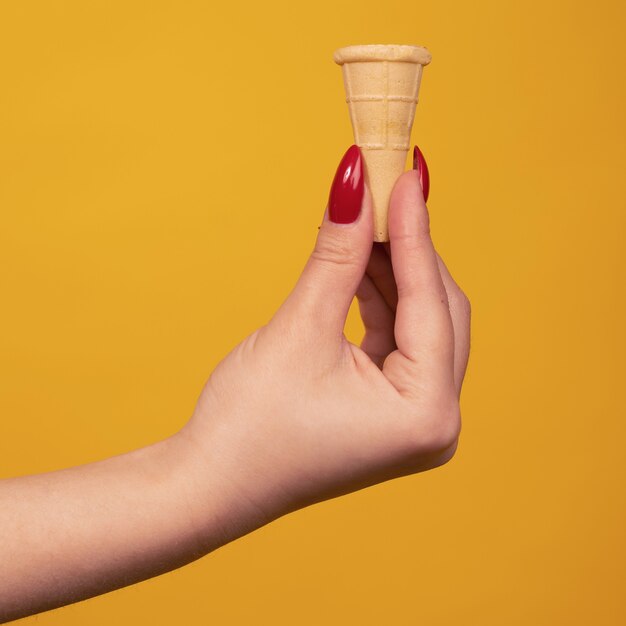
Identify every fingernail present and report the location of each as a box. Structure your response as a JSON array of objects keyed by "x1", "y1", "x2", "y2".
[
  {"x1": 413, "y1": 145, "x2": 430, "y2": 203},
  {"x1": 328, "y1": 145, "x2": 364, "y2": 224}
]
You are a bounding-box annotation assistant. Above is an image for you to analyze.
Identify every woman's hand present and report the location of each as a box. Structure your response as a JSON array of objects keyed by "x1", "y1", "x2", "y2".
[
  {"x1": 0, "y1": 146, "x2": 470, "y2": 622},
  {"x1": 184, "y1": 145, "x2": 471, "y2": 540}
]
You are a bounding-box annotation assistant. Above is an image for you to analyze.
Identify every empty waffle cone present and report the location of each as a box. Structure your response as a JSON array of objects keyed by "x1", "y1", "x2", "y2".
[{"x1": 334, "y1": 44, "x2": 432, "y2": 241}]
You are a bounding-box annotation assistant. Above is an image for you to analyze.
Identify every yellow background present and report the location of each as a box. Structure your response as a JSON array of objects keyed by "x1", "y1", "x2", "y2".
[{"x1": 1, "y1": 0, "x2": 624, "y2": 624}]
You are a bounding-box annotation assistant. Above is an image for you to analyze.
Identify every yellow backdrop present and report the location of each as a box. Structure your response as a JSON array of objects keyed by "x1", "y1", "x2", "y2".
[{"x1": 1, "y1": 1, "x2": 624, "y2": 624}]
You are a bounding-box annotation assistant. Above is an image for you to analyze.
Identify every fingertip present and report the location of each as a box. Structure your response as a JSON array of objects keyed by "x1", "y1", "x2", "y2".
[{"x1": 320, "y1": 178, "x2": 373, "y2": 245}]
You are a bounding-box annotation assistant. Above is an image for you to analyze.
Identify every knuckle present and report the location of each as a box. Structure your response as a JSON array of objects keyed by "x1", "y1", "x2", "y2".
[
  {"x1": 414, "y1": 398, "x2": 462, "y2": 453},
  {"x1": 458, "y1": 289, "x2": 471, "y2": 316},
  {"x1": 393, "y1": 229, "x2": 430, "y2": 253},
  {"x1": 428, "y1": 404, "x2": 462, "y2": 451},
  {"x1": 395, "y1": 279, "x2": 418, "y2": 300},
  {"x1": 448, "y1": 284, "x2": 471, "y2": 319},
  {"x1": 312, "y1": 231, "x2": 361, "y2": 270},
  {"x1": 432, "y1": 437, "x2": 460, "y2": 468},
  {"x1": 394, "y1": 394, "x2": 462, "y2": 459}
]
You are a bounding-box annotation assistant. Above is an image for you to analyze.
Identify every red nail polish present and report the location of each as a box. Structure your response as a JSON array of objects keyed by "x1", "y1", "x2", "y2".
[
  {"x1": 328, "y1": 145, "x2": 364, "y2": 224},
  {"x1": 413, "y1": 145, "x2": 430, "y2": 203}
]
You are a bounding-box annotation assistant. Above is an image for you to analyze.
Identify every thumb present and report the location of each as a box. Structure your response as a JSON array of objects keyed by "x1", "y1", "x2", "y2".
[
  {"x1": 388, "y1": 169, "x2": 454, "y2": 374},
  {"x1": 281, "y1": 145, "x2": 373, "y2": 336}
]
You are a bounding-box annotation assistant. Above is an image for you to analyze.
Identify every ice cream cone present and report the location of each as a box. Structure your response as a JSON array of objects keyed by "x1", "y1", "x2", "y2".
[{"x1": 333, "y1": 44, "x2": 432, "y2": 241}]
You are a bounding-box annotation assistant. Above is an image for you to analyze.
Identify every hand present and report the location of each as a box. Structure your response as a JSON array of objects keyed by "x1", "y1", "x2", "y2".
[
  {"x1": 0, "y1": 146, "x2": 470, "y2": 621},
  {"x1": 183, "y1": 146, "x2": 471, "y2": 539}
]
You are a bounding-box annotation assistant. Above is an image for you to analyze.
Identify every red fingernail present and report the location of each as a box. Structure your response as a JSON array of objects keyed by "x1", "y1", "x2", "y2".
[
  {"x1": 328, "y1": 145, "x2": 363, "y2": 224},
  {"x1": 413, "y1": 145, "x2": 430, "y2": 203}
]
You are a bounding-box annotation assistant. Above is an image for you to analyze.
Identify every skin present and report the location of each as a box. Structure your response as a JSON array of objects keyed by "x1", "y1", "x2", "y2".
[{"x1": 0, "y1": 170, "x2": 470, "y2": 623}]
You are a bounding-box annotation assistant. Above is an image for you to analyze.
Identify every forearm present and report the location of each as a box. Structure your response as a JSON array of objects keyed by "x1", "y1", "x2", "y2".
[{"x1": 0, "y1": 428, "x2": 237, "y2": 622}]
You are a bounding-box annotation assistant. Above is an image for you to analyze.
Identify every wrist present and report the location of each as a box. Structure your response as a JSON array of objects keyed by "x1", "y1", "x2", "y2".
[{"x1": 172, "y1": 411, "x2": 273, "y2": 554}]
